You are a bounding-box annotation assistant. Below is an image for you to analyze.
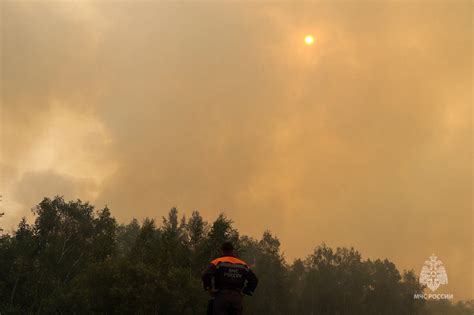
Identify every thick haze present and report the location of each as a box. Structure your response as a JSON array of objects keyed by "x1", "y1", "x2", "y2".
[{"x1": 1, "y1": 1, "x2": 472, "y2": 300}]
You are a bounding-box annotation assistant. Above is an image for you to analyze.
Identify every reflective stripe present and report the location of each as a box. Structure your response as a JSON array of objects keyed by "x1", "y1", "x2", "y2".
[
  {"x1": 215, "y1": 262, "x2": 249, "y2": 270},
  {"x1": 211, "y1": 256, "x2": 248, "y2": 267}
]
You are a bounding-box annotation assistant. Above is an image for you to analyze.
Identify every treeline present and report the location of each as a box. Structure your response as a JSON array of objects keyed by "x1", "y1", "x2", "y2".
[{"x1": 0, "y1": 197, "x2": 472, "y2": 314}]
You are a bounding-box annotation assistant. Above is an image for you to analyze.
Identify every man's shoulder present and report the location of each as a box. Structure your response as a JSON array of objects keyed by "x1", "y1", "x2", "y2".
[{"x1": 210, "y1": 256, "x2": 249, "y2": 267}]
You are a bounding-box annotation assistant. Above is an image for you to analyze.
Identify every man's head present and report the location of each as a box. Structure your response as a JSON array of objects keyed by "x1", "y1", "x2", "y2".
[{"x1": 220, "y1": 241, "x2": 234, "y2": 256}]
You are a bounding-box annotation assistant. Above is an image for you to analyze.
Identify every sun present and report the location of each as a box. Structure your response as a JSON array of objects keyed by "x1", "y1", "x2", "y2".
[{"x1": 304, "y1": 35, "x2": 315, "y2": 45}]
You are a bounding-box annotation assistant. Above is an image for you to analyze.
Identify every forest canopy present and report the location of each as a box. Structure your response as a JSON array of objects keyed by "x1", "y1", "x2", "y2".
[{"x1": 0, "y1": 196, "x2": 472, "y2": 314}]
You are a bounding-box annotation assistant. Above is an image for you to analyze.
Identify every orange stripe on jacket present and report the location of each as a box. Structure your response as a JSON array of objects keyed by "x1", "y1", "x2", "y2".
[{"x1": 211, "y1": 256, "x2": 248, "y2": 266}]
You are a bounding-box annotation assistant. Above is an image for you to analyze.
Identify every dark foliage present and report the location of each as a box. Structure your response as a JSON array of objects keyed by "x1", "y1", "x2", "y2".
[{"x1": 0, "y1": 197, "x2": 471, "y2": 314}]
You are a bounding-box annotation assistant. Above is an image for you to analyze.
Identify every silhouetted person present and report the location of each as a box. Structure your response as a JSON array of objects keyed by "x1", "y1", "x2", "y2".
[{"x1": 202, "y1": 241, "x2": 258, "y2": 315}]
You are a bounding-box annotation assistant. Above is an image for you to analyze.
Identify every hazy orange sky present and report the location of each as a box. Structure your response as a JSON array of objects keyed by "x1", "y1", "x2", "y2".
[{"x1": 1, "y1": 1, "x2": 472, "y2": 300}]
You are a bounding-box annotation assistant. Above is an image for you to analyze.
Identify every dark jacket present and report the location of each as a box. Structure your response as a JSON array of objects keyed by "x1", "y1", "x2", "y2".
[{"x1": 202, "y1": 255, "x2": 258, "y2": 296}]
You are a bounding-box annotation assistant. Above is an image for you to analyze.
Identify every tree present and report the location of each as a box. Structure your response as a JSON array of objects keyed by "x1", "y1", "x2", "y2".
[
  {"x1": 0, "y1": 212, "x2": 4, "y2": 233},
  {"x1": 203, "y1": 213, "x2": 239, "y2": 261},
  {"x1": 0, "y1": 194, "x2": 4, "y2": 233},
  {"x1": 0, "y1": 197, "x2": 469, "y2": 314},
  {"x1": 242, "y1": 231, "x2": 289, "y2": 315},
  {"x1": 116, "y1": 218, "x2": 141, "y2": 257}
]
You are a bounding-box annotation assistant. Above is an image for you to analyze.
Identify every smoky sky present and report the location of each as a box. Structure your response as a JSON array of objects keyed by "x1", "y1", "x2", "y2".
[{"x1": 1, "y1": 1, "x2": 472, "y2": 299}]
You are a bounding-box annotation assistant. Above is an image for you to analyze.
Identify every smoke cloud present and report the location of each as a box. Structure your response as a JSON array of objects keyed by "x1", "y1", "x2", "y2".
[{"x1": 1, "y1": 1, "x2": 471, "y2": 299}]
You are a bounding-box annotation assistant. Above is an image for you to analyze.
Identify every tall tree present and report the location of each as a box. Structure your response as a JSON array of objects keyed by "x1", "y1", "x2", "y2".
[{"x1": 242, "y1": 231, "x2": 289, "y2": 315}]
